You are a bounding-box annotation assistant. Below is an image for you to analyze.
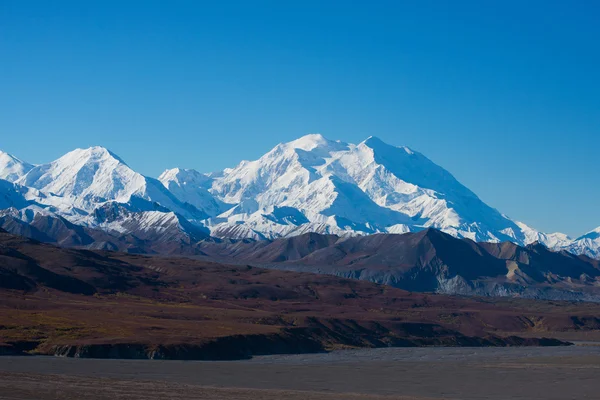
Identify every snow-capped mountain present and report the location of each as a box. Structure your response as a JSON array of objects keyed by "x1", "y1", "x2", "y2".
[
  {"x1": 158, "y1": 168, "x2": 228, "y2": 217},
  {"x1": 0, "y1": 134, "x2": 598, "y2": 258},
  {"x1": 516, "y1": 221, "x2": 574, "y2": 249},
  {"x1": 566, "y1": 227, "x2": 600, "y2": 259},
  {"x1": 0, "y1": 147, "x2": 209, "y2": 246},
  {"x1": 16, "y1": 146, "x2": 206, "y2": 222},
  {"x1": 0, "y1": 151, "x2": 33, "y2": 182},
  {"x1": 204, "y1": 135, "x2": 412, "y2": 238},
  {"x1": 199, "y1": 134, "x2": 527, "y2": 243}
]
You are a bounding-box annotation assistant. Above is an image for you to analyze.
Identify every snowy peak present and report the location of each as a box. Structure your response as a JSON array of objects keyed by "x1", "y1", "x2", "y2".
[
  {"x1": 565, "y1": 227, "x2": 600, "y2": 259},
  {"x1": 55, "y1": 146, "x2": 128, "y2": 170},
  {"x1": 287, "y1": 133, "x2": 348, "y2": 153},
  {"x1": 516, "y1": 222, "x2": 573, "y2": 249},
  {"x1": 0, "y1": 151, "x2": 33, "y2": 182},
  {"x1": 17, "y1": 146, "x2": 144, "y2": 204},
  {"x1": 158, "y1": 168, "x2": 185, "y2": 184},
  {"x1": 0, "y1": 146, "x2": 213, "y2": 246},
  {"x1": 200, "y1": 134, "x2": 528, "y2": 244},
  {"x1": 158, "y1": 168, "x2": 211, "y2": 188},
  {"x1": 44, "y1": 146, "x2": 129, "y2": 175},
  {"x1": 69, "y1": 146, "x2": 126, "y2": 163},
  {"x1": 288, "y1": 133, "x2": 329, "y2": 150},
  {"x1": 14, "y1": 147, "x2": 209, "y2": 223},
  {"x1": 209, "y1": 134, "x2": 351, "y2": 208},
  {"x1": 158, "y1": 168, "x2": 226, "y2": 217},
  {"x1": 564, "y1": 226, "x2": 600, "y2": 259}
]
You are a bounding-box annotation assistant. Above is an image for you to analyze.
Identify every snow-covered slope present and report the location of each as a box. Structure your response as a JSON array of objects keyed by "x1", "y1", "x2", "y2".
[
  {"x1": 91, "y1": 201, "x2": 208, "y2": 242},
  {"x1": 0, "y1": 179, "x2": 34, "y2": 210},
  {"x1": 0, "y1": 151, "x2": 33, "y2": 182},
  {"x1": 322, "y1": 136, "x2": 528, "y2": 243},
  {"x1": 158, "y1": 168, "x2": 227, "y2": 217},
  {"x1": 0, "y1": 177, "x2": 88, "y2": 222},
  {"x1": 203, "y1": 134, "x2": 412, "y2": 238}
]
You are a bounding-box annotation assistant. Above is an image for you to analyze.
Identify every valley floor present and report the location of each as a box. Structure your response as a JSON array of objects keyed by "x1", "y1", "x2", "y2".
[{"x1": 2, "y1": 346, "x2": 600, "y2": 400}]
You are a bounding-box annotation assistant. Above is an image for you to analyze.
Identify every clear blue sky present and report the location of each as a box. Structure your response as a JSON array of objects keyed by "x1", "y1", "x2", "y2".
[{"x1": 1, "y1": 1, "x2": 598, "y2": 236}]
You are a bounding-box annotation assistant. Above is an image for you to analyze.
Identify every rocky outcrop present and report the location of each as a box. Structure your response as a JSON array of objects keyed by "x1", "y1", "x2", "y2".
[
  {"x1": 45, "y1": 321, "x2": 570, "y2": 361},
  {"x1": 51, "y1": 332, "x2": 325, "y2": 361}
]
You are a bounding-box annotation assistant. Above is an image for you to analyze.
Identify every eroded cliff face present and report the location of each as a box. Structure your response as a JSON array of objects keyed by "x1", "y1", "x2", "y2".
[
  {"x1": 43, "y1": 321, "x2": 569, "y2": 361},
  {"x1": 206, "y1": 229, "x2": 600, "y2": 302}
]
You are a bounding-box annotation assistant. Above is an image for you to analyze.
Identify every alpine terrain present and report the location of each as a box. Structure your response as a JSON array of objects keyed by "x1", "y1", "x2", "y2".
[{"x1": 0, "y1": 135, "x2": 597, "y2": 257}]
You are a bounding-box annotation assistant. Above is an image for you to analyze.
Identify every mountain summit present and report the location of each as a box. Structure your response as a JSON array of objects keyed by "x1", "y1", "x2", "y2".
[
  {"x1": 17, "y1": 146, "x2": 142, "y2": 207},
  {"x1": 15, "y1": 146, "x2": 205, "y2": 221},
  {"x1": 0, "y1": 150, "x2": 33, "y2": 182},
  {"x1": 567, "y1": 227, "x2": 600, "y2": 259},
  {"x1": 196, "y1": 135, "x2": 528, "y2": 243}
]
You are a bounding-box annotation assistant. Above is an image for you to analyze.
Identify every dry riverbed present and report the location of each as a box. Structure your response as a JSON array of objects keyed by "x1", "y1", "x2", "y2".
[{"x1": 1, "y1": 345, "x2": 600, "y2": 400}]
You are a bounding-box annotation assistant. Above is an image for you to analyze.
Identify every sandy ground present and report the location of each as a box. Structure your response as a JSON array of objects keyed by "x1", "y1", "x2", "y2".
[{"x1": 1, "y1": 346, "x2": 600, "y2": 400}]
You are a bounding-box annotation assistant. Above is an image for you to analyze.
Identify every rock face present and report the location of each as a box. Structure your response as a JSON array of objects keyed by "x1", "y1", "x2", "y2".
[{"x1": 198, "y1": 229, "x2": 600, "y2": 301}]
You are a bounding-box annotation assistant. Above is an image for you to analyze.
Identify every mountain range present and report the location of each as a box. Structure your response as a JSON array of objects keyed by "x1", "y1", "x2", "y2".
[{"x1": 0, "y1": 134, "x2": 597, "y2": 258}]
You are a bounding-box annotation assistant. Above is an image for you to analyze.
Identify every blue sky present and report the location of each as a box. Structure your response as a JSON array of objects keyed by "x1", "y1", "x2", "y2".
[{"x1": 1, "y1": 1, "x2": 598, "y2": 236}]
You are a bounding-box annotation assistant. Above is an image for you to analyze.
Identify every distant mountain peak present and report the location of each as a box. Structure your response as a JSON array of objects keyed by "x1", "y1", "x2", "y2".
[
  {"x1": 158, "y1": 167, "x2": 226, "y2": 217},
  {"x1": 285, "y1": 133, "x2": 348, "y2": 153},
  {"x1": 11, "y1": 145, "x2": 210, "y2": 223},
  {"x1": 63, "y1": 146, "x2": 127, "y2": 165},
  {"x1": 16, "y1": 145, "x2": 141, "y2": 202},
  {"x1": 201, "y1": 134, "x2": 531, "y2": 244},
  {"x1": 288, "y1": 133, "x2": 329, "y2": 150},
  {"x1": 159, "y1": 168, "x2": 206, "y2": 185},
  {"x1": 0, "y1": 150, "x2": 34, "y2": 182}
]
